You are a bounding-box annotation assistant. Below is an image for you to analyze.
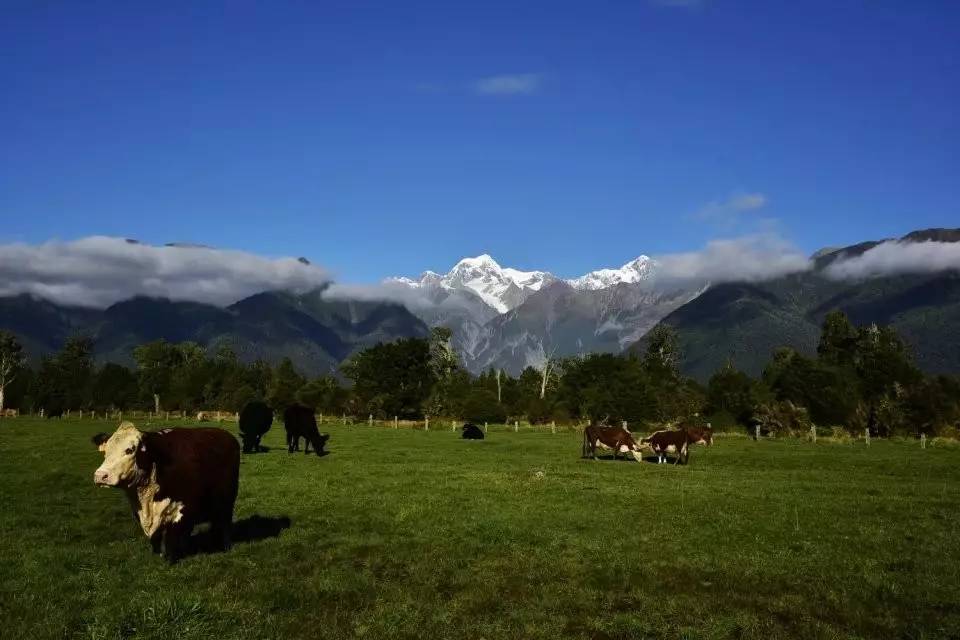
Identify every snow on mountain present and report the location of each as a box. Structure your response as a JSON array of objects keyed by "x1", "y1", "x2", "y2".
[
  {"x1": 391, "y1": 254, "x2": 557, "y2": 313},
  {"x1": 392, "y1": 254, "x2": 657, "y2": 313},
  {"x1": 566, "y1": 256, "x2": 656, "y2": 291}
]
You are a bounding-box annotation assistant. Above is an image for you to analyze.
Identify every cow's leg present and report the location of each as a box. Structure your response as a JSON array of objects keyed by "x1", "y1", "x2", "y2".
[
  {"x1": 149, "y1": 531, "x2": 163, "y2": 555},
  {"x1": 211, "y1": 515, "x2": 233, "y2": 552},
  {"x1": 304, "y1": 437, "x2": 311, "y2": 455},
  {"x1": 162, "y1": 523, "x2": 188, "y2": 564}
]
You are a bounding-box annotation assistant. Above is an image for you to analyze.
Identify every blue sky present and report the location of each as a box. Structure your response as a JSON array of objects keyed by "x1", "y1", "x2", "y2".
[{"x1": 1, "y1": 0, "x2": 957, "y2": 283}]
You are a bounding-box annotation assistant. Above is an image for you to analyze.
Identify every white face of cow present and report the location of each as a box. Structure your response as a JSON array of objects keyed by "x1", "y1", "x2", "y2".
[{"x1": 93, "y1": 422, "x2": 146, "y2": 487}]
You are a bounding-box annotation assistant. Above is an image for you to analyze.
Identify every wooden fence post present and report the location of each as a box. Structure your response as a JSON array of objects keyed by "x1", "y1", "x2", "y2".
[
  {"x1": 921, "y1": 433, "x2": 927, "y2": 449},
  {"x1": 451, "y1": 420, "x2": 457, "y2": 432},
  {"x1": 810, "y1": 425, "x2": 816, "y2": 444},
  {"x1": 319, "y1": 413, "x2": 323, "y2": 425},
  {"x1": 425, "y1": 416, "x2": 429, "y2": 431},
  {"x1": 342, "y1": 413, "x2": 346, "y2": 425},
  {"x1": 484, "y1": 422, "x2": 488, "y2": 433},
  {"x1": 369, "y1": 414, "x2": 373, "y2": 427},
  {"x1": 864, "y1": 428, "x2": 870, "y2": 446},
  {"x1": 622, "y1": 421, "x2": 628, "y2": 431},
  {"x1": 514, "y1": 421, "x2": 519, "y2": 433},
  {"x1": 551, "y1": 421, "x2": 556, "y2": 434},
  {"x1": 755, "y1": 425, "x2": 760, "y2": 441},
  {"x1": 394, "y1": 416, "x2": 398, "y2": 429}
]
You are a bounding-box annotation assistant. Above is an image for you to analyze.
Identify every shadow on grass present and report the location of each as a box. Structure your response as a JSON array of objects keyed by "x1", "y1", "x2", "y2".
[{"x1": 187, "y1": 515, "x2": 291, "y2": 557}]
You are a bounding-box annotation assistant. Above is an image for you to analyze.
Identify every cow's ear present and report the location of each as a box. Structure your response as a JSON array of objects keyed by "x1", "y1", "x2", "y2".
[{"x1": 91, "y1": 433, "x2": 109, "y2": 452}]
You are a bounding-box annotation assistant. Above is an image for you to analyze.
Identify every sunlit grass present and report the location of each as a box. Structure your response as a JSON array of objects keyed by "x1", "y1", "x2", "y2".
[{"x1": 1, "y1": 417, "x2": 958, "y2": 639}]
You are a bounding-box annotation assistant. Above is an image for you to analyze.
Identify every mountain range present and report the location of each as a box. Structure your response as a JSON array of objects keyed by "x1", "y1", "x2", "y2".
[
  {"x1": 2, "y1": 228, "x2": 959, "y2": 380},
  {"x1": 388, "y1": 254, "x2": 700, "y2": 373},
  {"x1": 0, "y1": 290, "x2": 427, "y2": 376},
  {"x1": 629, "y1": 228, "x2": 960, "y2": 381}
]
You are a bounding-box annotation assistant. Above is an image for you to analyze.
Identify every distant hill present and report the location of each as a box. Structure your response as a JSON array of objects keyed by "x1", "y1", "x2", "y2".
[
  {"x1": 629, "y1": 229, "x2": 960, "y2": 381},
  {"x1": 0, "y1": 290, "x2": 429, "y2": 376}
]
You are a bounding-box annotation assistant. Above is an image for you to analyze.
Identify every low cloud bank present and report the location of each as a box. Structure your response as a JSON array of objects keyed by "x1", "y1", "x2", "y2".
[
  {"x1": 650, "y1": 234, "x2": 811, "y2": 286},
  {"x1": 0, "y1": 236, "x2": 331, "y2": 308},
  {"x1": 825, "y1": 240, "x2": 960, "y2": 280}
]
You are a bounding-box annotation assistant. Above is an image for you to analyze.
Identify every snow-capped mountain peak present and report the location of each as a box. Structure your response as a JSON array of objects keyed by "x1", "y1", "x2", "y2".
[
  {"x1": 567, "y1": 256, "x2": 656, "y2": 290},
  {"x1": 391, "y1": 254, "x2": 659, "y2": 313},
  {"x1": 390, "y1": 255, "x2": 557, "y2": 313}
]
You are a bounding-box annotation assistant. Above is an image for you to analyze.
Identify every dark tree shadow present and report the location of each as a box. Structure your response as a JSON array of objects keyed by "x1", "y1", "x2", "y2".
[{"x1": 185, "y1": 515, "x2": 291, "y2": 557}]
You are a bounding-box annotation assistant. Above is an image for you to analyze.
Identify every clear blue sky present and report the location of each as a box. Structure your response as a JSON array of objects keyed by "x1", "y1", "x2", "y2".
[{"x1": 2, "y1": 1, "x2": 957, "y2": 282}]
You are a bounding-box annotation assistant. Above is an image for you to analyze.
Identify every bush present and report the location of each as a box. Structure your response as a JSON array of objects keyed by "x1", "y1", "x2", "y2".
[
  {"x1": 750, "y1": 400, "x2": 812, "y2": 437},
  {"x1": 459, "y1": 390, "x2": 507, "y2": 425}
]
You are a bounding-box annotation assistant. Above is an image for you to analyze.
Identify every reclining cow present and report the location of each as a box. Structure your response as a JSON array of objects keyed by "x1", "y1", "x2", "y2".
[
  {"x1": 91, "y1": 421, "x2": 240, "y2": 563},
  {"x1": 461, "y1": 423, "x2": 484, "y2": 440},
  {"x1": 582, "y1": 424, "x2": 644, "y2": 462}
]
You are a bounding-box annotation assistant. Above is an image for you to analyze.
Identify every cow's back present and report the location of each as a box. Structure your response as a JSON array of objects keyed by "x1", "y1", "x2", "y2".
[{"x1": 145, "y1": 428, "x2": 240, "y2": 521}]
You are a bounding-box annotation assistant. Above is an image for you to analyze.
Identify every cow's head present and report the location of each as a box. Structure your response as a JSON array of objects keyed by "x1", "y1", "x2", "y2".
[{"x1": 92, "y1": 422, "x2": 149, "y2": 487}]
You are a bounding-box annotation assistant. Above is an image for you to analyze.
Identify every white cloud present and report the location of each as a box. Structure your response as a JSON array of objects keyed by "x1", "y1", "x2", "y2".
[
  {"x1": 824, "y1": 240, "x2": 960, "y2": 280},
  {"x1": 694, "y1": 192, "x2": 769, "y2": 223},
  {"x1": 472, "y1": 74, "x2": 542, "y2": 96},
  {"x1": 0, "y1": 236, "x2": 331, "y2": 308},
  {"x1": 651, "y1": 234, "x2": 811, "y2": 285}
]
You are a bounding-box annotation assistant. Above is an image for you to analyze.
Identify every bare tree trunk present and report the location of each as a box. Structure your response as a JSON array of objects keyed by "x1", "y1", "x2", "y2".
[
  {"x1": 495, "y1": 369, "x2": 501, "y2": 404},
  {"x1": 153, "y1": 394, "x2": 160, "y2": 415},
  {"x1": 539, "y1": 361, "x2": 550, "y2": 400},
  {"x1": 0, "y1": 385, "x2": 5, "y2": 414}
]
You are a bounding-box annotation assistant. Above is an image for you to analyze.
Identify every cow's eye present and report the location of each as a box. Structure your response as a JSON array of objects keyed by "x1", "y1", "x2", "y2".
[{"x1": 125, "y1": 447, "x2": 135, "y2": 455}]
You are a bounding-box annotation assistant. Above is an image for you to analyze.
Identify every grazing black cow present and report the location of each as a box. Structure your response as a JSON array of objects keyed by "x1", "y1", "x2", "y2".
[
  {"x1": 283, "y1": 405, "x2": 329, "y2": 456},
  {"x1": 92, "y1": 422, "x2": 240, "y2": 563},
  {"x1": 582, "y1": 424, "x2": 644, "y2": 461},
  {"x1": 46, "y1": 407, "x2": 64, "y2": 419},
  {"x1": 461, "y1": 423, "x2": 484, "y2": 440},
  {"x1": 238, "y1": 401, "x2": 273, "y2": 453}
]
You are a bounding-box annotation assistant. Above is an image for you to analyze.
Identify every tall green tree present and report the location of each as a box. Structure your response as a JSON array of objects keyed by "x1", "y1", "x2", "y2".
[
  {"x1": 0, "y1": 331, "x2": 26, "y2": 413},
  {"x1": 267, "y1": 358, "x2": 305, "y2": 411},
  {"x1": 817, "y1": 310, "x2": 859, "y2": 367},
  {"x1": 92, "y1": 363, "x2": 138, "y2": 411},
  {"x1": 133, "y1": 340, "x2": 179, "y2": 413},
  {"x1": 643, "y1": 324, "x2": 681, "y2": 381},
  {"x1": 343, "y1": 337, "x2": 434, "y2": 418}
]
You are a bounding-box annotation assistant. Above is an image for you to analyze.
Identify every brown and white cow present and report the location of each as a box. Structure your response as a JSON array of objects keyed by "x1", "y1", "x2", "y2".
[
  {"x1": 640, "y1": 426, "x2": 711, "y2": 465},
  {"x1": 582, "y1": 425, "x2": 645, "y2": 462},
  {"x1": 92, "y1": 422, "x2": 240, "y2": 563},
  {"x1": 680, "y1": 422, "x2": 714, "y2": 446}
]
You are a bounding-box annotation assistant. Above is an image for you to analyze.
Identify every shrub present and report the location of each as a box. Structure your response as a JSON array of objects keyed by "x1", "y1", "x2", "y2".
[{"x1": 750, "y1": 400, "x2": 812, "y2": 437}]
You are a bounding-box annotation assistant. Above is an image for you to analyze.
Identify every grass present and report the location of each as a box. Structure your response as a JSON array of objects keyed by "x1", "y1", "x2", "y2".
[{"x1": 1, "y1": 417, "x2": 959, "y2": 639}]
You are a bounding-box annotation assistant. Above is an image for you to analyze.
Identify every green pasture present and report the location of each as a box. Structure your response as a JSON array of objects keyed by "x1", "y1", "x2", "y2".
[{"x1": 1, "y1": 417, "x2": 958, "y2": 639}]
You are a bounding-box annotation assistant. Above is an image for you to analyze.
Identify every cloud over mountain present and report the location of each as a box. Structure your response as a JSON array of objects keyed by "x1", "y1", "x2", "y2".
[
  {"x1": 651, "y1": 234, "x2": 810, "y2": 285},
  {"x1": 0, "y1": 236, "x2": 331, "y2": 308},
  {"x1": 825, "y1": 240, "x2": 960, "y2": 280}
]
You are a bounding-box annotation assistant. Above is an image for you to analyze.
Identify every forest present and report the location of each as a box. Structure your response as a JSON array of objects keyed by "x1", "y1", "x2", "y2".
[{"x1": 1, "y1": 310, "x2": 958, "y2": 438}]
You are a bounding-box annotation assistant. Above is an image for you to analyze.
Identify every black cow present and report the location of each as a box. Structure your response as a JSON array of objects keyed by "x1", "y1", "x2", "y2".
[
  {"x1": 283, "y1": 405, "x2": 329, "y2": 456},
  {"x1": 462, "y1": 423, "x2": 484, "y2": 440},
  {"x1": 46, "y1": 407, "x2": 64, "y2": 419},
  {"x1": 239, "y1": 401, "x2": 273, "y2": 453}
]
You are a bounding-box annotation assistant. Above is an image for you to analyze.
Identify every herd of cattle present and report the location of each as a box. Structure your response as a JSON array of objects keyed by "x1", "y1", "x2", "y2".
[{"x1": 88, "y1": 405, "x2": 712, "y2": 563}]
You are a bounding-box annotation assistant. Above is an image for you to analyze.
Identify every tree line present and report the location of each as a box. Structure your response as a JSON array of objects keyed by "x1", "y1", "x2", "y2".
[{"x1": 0, "y1": 313, "x2": 958, "y2": 437}]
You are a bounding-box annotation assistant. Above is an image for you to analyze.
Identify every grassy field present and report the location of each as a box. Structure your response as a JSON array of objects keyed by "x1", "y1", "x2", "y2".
[{"x1": 1, "y1": 418, "x2": 959, "y2": 640}]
